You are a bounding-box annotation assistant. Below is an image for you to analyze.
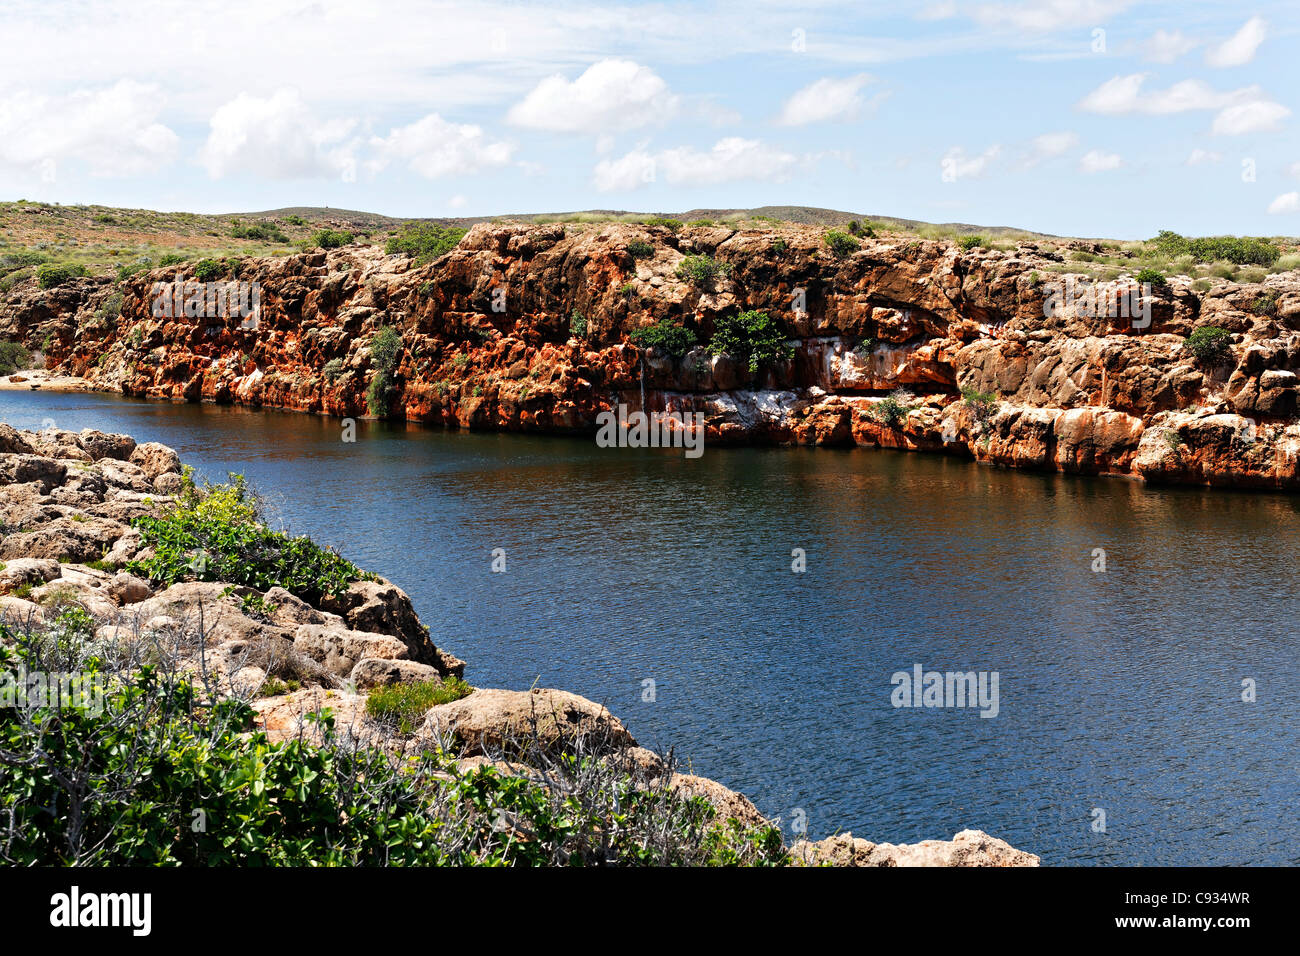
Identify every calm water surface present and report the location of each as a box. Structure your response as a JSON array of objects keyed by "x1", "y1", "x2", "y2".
[{"x1": 3, "y1": 390, "x2": 1297, "y2": 864}]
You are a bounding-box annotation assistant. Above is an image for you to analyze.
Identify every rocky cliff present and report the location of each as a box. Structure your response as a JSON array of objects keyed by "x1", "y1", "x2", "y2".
[{"x1": 8, "y1": 221, "x2": 1300, "y2": 489}]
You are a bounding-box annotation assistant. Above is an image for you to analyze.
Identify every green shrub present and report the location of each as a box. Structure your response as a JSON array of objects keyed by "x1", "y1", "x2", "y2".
[
  {"x1": 283, "y1": 214, "x2": 307, "y2": 226},
  {"x1": 687, "y1": 219, "x2": 715, "y2": 227},
  {"x1": 958, "y1": 235, "x2": 988, "y2": 251},
  {"x1": 1149, "y1": 231, "x2": 1280, "y2": 267},
  {"x1": 629, "y1": 319, "x2": 698, "y2": 358},
  {"x1": 675, "y1": 255, "x2": 732, "y2": 286},
  {"x1": 366, "y1": 371, "x2": 393, "y2": 415},
  {"x1": 569, "y1": 311, "x2": 588, "y2": 339},
  {"x1": 369, "y1": 326, "x2": 403, "y2": 374},
  {"x1": 366, "y1": 677, "x2": 473, "y2": 733},
  {"x1": 824, "y1": 230, "x2": 860, "y2": 258},
  {"x1": 35, "y1": 263, "x2": 87, "y2": 288},
  {"x1": 771, "y1": 238, "x2": 788, "y2": 254},
  {"x1": 626, "y1": 240, "x2": 654, "y2": 259},
  {"x1": 385, "y1": 223, "x2": 467, "y2": 263},
  {"x1": 1251, "y1": 291, "x2": 1279, "y2": 316},
  {"x1": 192, "y1": 258, "x2": 224, "y2": 281},
  {"x1": 706, "y1": 310, "x2": 792, "y2": 374},
  {"x1": 0, "y1": 341, "x2": 31, "y2": 376},
  {"x1": 310, "y1": 229, "x2": 354, "y2": 250},
  {"x1": 159, "y1": 252, "x2": 185, "y2": 267},
  {"x1": 0, "y1": 251, "x2": 49, "y2": 276},
  {"x1": 870, "y1": 389, "x2": 913, "y2": 427},
  {"x1": 961, "y1": 384, "x2": 999, "y2": 434},
  {"x1": 231, "y1": 221, "x2": 289, "y2": 243},
  {"x1": 1184, "y1": 326, "x2": 1233, "y2": 367},
  {"x1": 1135, "y1": 267, "x2": 1167, "y2": 290},
  {"x1": 644, "y1": 217, "x2": 683, "y2": 232},
  {"x1": 323, "y1": 358, "x2": 345, "y2": 383},
  {"x1": 126, "y1": 471, "x2": 375, "y2": 603}
]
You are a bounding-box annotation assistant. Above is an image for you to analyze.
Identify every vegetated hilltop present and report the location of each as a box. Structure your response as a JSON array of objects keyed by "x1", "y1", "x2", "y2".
[
  {"x1": 4, "y1": 213, "x2": 1300, "y2": 489},
  {"x1": 0, "y1": 423, "x2": 1037, "y2": 866}
]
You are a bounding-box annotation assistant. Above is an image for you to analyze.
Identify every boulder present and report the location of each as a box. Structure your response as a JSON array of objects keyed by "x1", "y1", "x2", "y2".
[
  {"x1": 350, "y1": 657, "x2": 441, "y2": 688},
  {"x1": 420, "y1": 687, "x2": 636, "y2": 757},
  {"x1": 78, "y1": 429, "x2": 136, "y2": 461},
  {"x1": 790, "y1": 828, "x2": 1040, "y2": 867},
  {"x1": 292, "y1": 623, "x2": 409, "y2": 678},
  {"x1": 129, "y1": 442, "x2": 182, "y2": 479}
]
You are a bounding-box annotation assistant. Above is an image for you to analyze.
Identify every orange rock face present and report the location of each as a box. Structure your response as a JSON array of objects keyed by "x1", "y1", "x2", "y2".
[{"x1": 8, "y1": 220, "x2": 1300, "y2": 489}]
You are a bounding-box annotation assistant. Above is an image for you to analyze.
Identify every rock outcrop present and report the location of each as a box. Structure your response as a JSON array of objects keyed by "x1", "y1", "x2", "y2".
[
  {"x1": 5, "y1": 222, "x2": 1299, "y2": 489},
  {"x1": 791, "y1": 828, "x2": 1041, "y2": 867}
]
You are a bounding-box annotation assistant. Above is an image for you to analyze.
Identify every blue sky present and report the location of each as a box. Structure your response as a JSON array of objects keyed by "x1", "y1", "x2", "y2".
[{"x1": 1, "y1": 0, "x2": 1298, "y2": 238}]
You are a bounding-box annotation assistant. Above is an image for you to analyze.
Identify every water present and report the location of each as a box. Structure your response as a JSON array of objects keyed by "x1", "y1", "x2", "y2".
[{"x1": 4, "y1": 389, "x2": 1297, "y2": 865}]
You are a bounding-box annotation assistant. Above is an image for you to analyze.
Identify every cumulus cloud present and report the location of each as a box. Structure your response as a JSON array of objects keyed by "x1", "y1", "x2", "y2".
[
  {"x1": 941, "y1": 144, "x2": 1001, "y2": 179},
  {"x1": 1078, "y1": 74, "x2": 1288, "y2": 136},
  {"x1": 1145, "y1": 29, "x2": 1197, "y2": 64},
  {"x1": 972, "y1": 0, "x2": 1134, "y2": 32},
  {"x1": 776, "y1": 74, "x2": 880, "y2": 125},
  {"x1": 1267, "y1": 192, "x2": 1299, "y2": 214},
  {"x1": 1025, "y1": 131, "x2": 1079, "y2": 166},
  {"x1": 367, "y1": 113, "x2": 514, "y2": 178},
  {"x1": 1205, "y1": 16, "x2": 1267, "y2": 68},
  {"x1": 1186, "y1": 148, "x2": 1222, "y2": 165},
  {"x1": 506, "y1": 59, "x2": 677, "y2": 133},
  {"x1": 1079, "y1": 149, "x2": 1122, "y2": 173},
  {"x1": 593, "y1": 137, "x2": 801, "y2": 191},
  {"x1": 199, "y1": 89, "x2": 355, "y2": 179},
  {"x1": 0, "y1": 80, "x2": 178, "y2": 178}
]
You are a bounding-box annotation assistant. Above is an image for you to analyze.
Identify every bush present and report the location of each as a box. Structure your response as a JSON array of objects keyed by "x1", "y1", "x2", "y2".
[
  {"x1": 0, "y1": 251, "x2": 49, "y2": 276},
  {"x1": 1184, "y1": 326, "x2": 1233, "y2": 367},
  {"x1": 310, "y1": 229, "x2": 354, "y2": 250},
  {"x1": 231, "y1": 221, "x2": 289, "y2": 243},
  {"x1": 958, "y1": 235, "x2": 987, "y2": 251},
  {"x1": 366, "y1": 371, "x2": 393, "y2": 415},
  {"x1": 323, "y1": 358, "x2": 345, "y2": 382},
  {"x1": 366, "y1": 677, "x2": 473, "y2": 733},
  {"x1": 626, "y1": 240, "x2": 654, "y2": 259},
  {"x1": 961, "y1": 385, "x2": 999, "y2": 434},
  {"x1": 369, "y1": 326, "x2": 403, "y2": 374},
  {"x1": 1251, "y1": 292, "x2": 1279, "y2": 316},
  {"x1": 35, "y1": 263, "x2": 87, "y2": 288},
  {"x1": 126, "y1": 471, "x2": 375, "y2": 603},
  {"x1": 1135, "y1": 267, "x2": 1167, "y2": 290},
  {"x1": 385, "y1": 223, "x2": 467, "y2": 263},
  {"x1": 629, "y1": 319, "x2": 698, "y2": 358},
  {"x1": 0, "y1": 341, "x2": 31, "y2": 376},
  {"x1": 569, "y1": 311, "x2": 588, "y2": 339},
  {"x1": 1149, "y1": 231, "x2": 1280, "y2": 267},
  {"x1": 192, "y1": 258, "x2": 224, "y2": 281},
  {"x1": 824, "y1": 230, "x2": 860, "y2": 258},
  {"x1": 706, "y1": 310, "x2": 792, "y2": 375},
  {"x1": 675, "y1": 255, "x2": 732, "y2": 286},
  {"x1": 870, "y1": 389, "x2": 913, "y2": 427},
  {"x1": 644, "y1": 217, "x2": 683, "y2": 232},
  {"x1": 159, "y1": 253, "x2": 185, "y2": 267}
]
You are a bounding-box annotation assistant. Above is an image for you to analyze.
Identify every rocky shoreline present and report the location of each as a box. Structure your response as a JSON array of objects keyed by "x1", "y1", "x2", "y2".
[
  {"x1": 0, "y1": 421, "x2": 1037, "y2": 866},
  {"x1": 5, "y1": 221, "x2": 1300, "y2": 490}
]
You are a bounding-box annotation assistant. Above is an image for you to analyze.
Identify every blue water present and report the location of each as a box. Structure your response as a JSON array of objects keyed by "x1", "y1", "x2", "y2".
[{"x1": 4, "y1": 389, "x2": 1297, "y2": 865}]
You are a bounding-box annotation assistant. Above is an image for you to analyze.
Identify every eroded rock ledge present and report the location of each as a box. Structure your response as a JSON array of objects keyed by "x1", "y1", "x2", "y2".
[
  {"x1": 0, "y1": 422, "x2": 1037, "y2": 866},
  {"x1": 6, "y1": 222, "x2": 1300, "y2": 489}
]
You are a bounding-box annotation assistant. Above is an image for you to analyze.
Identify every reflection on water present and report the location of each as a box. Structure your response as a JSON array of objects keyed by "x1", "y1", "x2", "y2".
[{"x1": 3, "y1": 390, "x2": 1297, "y2": 864}]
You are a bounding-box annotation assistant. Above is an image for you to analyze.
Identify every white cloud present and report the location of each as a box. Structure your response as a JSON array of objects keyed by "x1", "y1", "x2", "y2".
[
  {"x1": 1079, "y1": 149, "x2": 1122, "y2": 173},
  {"x1": 972, "y1": 0, "x2": 1134, "y2": 32},
  {"x1": 367, "y1": 113, "x2": 514, "y2": 178},
  {"x1": 199, "y1": 89, "x2": 354, "y2": 179},
  {"x1": 1205, "y1": 16, "x2": 1267, "y2": 68},
  {"x1": 776, "y1": 74, "x2": 879, "y2": 126},
  {"x1": 0, "y1": 80, "x2": 178, "y2": 178},
  {"x1": 448, "y1": 194, "x2": 468, "y2": 209},
  {"x1": 1186, "y1": 148, "x2": 1222, "y2": 165},
  {"x1": 1026, "y1": 130, "x2": 1079, "y2": 165},
  {"x1": 1145, "y1": 29, "x2": 1197, "y2": 64},
  {"x1": 1288, "y1": 161, "x2": 1300, "y2": 178},
  {"x1": 1267, "y1": 192, "x2": 1300, "y2": 214},
  {"x1": 593, "y1": 137, "x2": 801, "y2": 191},
  {"x1": 917, "y1": 1, "x2": 957, "y2": 20},
  {"x1": 1211, "y1": 100, "x2": 1289, "y2": 136},
  {"x1": 941, "y1": 144, "x2": 1001, "y2": 179},
  {"x1": 506, "y1": 59, "x2": 677, "y2": 133}
]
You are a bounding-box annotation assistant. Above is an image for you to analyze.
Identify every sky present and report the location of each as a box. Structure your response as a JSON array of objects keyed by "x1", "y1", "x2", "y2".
[{"x1": 1, "y1": 0, "x2": 1298, "y2": 239}]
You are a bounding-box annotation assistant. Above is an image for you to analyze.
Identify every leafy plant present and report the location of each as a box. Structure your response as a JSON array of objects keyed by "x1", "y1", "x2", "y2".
[
  {"x1": 1135, "y1": 267, "x2": 1167, "y2": 290},
  {"x1": 644, "y1": 217, "x2": 683, "y2": 232},
  {"x1": 231, "y1": 221, "x2": 289, "y2": 243},
  {"x1": 365, "y1": 677, "x2": 473, "y2": 733},
  {"x1": 675, "y1": 255, "x2": 732, "y2": 286},
  {"x1": 870, "y1": 389, "x2": 914, "y2": 427},
  {"x1": 958, "y1": 235, "x2": 987, "y2": 251},
  {"x1": 310, "y1": 229, "x2": 354, "y2": 250},
  {"x1": 323, "y1": 358, "x2": 345, "y2": 383},
  {"x1": 706, "y1": 310, "x2": 792, "y2": 375},
  {"x1": 569, "y1": 311, "x2": 588, "y2": 339},
  {"x1": 1149, "y1": 231, "x2": 1280, "y2": 267},
  {"x1": 629, "y1": 319, "x2": 698, "y2": 358},
  {"x1": 1184, "y1": 326, "x2": 1233, "y2": 367},
  {"x1": 626, "y1": 240, "x2": 654, "y2": 259},
  {"x1": 824, "y1": 230, "x2": 860, "y2": 258},
  {"x1": 0, "y1": 341, "x2": 31, "y2": 376},
  {"x1": 36, "y1": 263, "x2": 87, "y2": 288},
  {"x1": 192, "y1": 259, "x2": 224, "y2": 281},
  {"x1": 386, "y1": 223, "x2": 467, "y2": 263}
]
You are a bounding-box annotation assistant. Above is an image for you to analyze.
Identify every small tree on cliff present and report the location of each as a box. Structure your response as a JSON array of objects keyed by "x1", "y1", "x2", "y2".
[
  {"x1": 366, "y1": 326, "x2": 404, "y2": 415},
  {"x1": 706, "y1": 310, "x2": 793, "y2": 376}
]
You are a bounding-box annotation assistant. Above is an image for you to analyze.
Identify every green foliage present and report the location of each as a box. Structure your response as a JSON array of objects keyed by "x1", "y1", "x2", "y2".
[
  {"x1": 283, "y1": 214, "x2": 307, "y2": 226},
  {"x1": 824, "y1": 230, "x2": 860, "y2": 258},
  {"x1": 310, "y1": 229, "x2": 354, "y2": 250},
  {"x1": 385, "y1": 223, "x2": 467, "y2": 263},
  {"x1": 1135, "y1": 267, "x2": 1167, "y2": 289},
  {"x1": 126, "y1": 471, "x2": 375, "y2": 603},
  {"x1": 852, "y1": 337, "x2": 875, "y2": 358},
  {"x1": 159, "y1": 253, "x2": 185, "y2": 267},
  {"x1": 626, "y1": 240, "x2": 654, "y2": 259},
  {"x1": 0, "y1": 341, "x2": 31, "y2": 376},
  {"x1": 1251, "y1": 291, "x2": 1279, "y2": 316},
  {"x1": 706, "y1": 310, "x2": 792, "y2": 375},
  {"x1": 687, "y1": 219, "x2": 715, "y2": 227},
  {"x1": 231, "y1": 221, "x2": 289, "y2": 243},
  {"x1": 569, "y1": 311, "x2": 588, "y2": 339},
  {"x1": 618, "y1": 281, "x2": 637, "y2": 298},
  {"x1": 958, "y1": 235, "x2": 988, "y2": 251},
  {"x1": 322, "y1": 358, "x2": 345, "y2": 383},
  {"x1": 1149, "y1": 231, "x2": 1280, "y2": 267},
  {"x1": 961, "y1": 384, "x2": 999, "y2": 435},
  {"x1": 870, "y1": 389, "x2": 914, "y2": 427},
  {"x1": 1184, "y1": 326, "x2": 1233, "y2": 366},
  {"x1": 366, "y1": 678, "x2": 473, "y2": 733},
  {"x1": 36, "y1": 263, "x2": 88, "y2": 288},
  {"x1": 675, "y1": 255, "x2": 732, "y2": 286},
  {"x1": 629, "y1": 319, "x2": 698, "y2": 358},
  {"x1": 0, "y1": 250, "x2": 49, "y2": 276},
  {"x1": 192, "y1": 258, "x2": 224, "y2": 281},
  {"x1": 644, "y1": 217, "x2": 683, "y2": 232},
  {"x1": 369, "y1": 326, "x2": 403, "y2": 373},
  {"x1": 366, "y1": 371, "x2": 393, "y2": 416},
  {"x1": 847, "y1": 219, "x2": 876, "y2": 238},
  {"x1": 771, "y1": 237, "x2": 788, "y2": 254}
]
